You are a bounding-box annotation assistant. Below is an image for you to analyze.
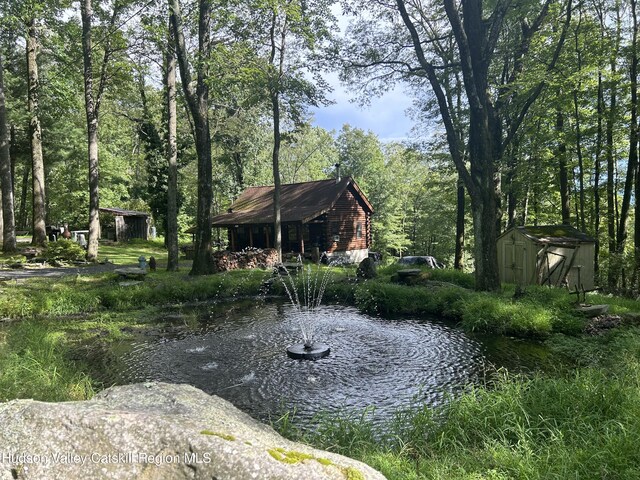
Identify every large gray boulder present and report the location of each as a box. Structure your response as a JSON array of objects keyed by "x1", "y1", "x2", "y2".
[
  {"x1": 0, "y1": 382, "x2": 385, "y2": 480},
  {"x1": 356, "y1": 257, "x2": 377, "y2": 279}
]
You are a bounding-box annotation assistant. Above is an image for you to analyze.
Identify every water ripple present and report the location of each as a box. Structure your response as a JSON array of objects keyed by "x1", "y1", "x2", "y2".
[{"x1": 104, "y1": 302, "x2": 544, "y2": 428}]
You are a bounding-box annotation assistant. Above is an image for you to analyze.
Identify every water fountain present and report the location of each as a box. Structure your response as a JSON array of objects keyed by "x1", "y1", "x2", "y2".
[
  {"x1": 95, "y1": 300, "x2": 550, "y2": 428},
  {"x1": 276, "y1": 260, "x2": 335, "y2": 360}
]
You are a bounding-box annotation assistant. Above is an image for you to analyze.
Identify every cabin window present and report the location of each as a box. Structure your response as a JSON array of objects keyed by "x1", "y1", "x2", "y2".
[{"x1": 356, "y1": 223, "x2": 363, "y2": 239}]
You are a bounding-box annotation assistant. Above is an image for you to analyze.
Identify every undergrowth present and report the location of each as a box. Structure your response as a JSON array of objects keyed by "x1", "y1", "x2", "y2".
[
  {"x1": 0, "y1": 321, "x2": 94, "y2": 401},
  {"x1": 280, "y1": 354, "x2": 640, "y2": 479},
  {"x1": 0, "y1": 268, "x2": 272, "y2": 319},
  {"x1": 1, "y1": 263, "x2": 635, "y2": 339}
]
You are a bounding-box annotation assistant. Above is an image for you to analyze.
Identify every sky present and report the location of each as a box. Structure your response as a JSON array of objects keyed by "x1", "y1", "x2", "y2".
[
  {"x1": 310, "y1": 77, "x2": 416, "y2": 143},
  {"x1": 308, "y1": 7, "x2": 416, "y2": 143}
]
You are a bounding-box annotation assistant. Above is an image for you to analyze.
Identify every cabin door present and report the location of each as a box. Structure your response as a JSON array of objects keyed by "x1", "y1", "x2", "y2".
[{"x1": 308, "y1": 224, "x2": 323, "y2": 251}]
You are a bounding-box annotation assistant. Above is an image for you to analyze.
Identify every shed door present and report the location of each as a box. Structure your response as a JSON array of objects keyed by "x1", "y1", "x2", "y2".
[{"x1": 504, "y1": 241, "x2": 527, "y2": 284}]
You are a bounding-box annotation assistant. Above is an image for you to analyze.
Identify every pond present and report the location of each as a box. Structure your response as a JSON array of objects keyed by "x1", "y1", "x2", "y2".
[{"x1": 92, "y1": 300, "x2": 551, "y2": 428}]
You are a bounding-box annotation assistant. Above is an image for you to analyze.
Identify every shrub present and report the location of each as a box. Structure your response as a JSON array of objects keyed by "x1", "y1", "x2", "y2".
[
  {"x1": 353, "y1": 280, "x2": 470, "y2": 317},
  {"x1": 460, "y1": 294, "x2": 555, "y2": 337},
  {"x1": 43, "y1": 240, "x2": 85, "y2": 263}
]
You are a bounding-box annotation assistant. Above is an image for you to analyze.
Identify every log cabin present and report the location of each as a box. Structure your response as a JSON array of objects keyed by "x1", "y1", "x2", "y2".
[{"x1": 210, "y1": 177, "x2": 374, "y2": 263}]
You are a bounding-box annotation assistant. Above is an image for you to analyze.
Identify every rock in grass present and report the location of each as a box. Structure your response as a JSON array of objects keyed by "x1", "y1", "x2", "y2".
[
  {"x1": 114, "y1": 267, "x2": 147, "y2": 280},
  {"x1": 356, "y1": 257, "x2": 377, "y2": 279},
  {"x1": 0, "y1": 382, "x2": 385, "y2": 480}
]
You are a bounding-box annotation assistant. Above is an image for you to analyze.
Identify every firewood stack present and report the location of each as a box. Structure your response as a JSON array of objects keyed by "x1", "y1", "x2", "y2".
[{"x1": 212, "y1": 248, "x2": 279, "y2": 273}]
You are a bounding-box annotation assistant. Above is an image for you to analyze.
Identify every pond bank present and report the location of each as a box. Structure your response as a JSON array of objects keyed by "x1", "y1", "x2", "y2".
[{"x1": 2, "y1": 265, "x2": 640, "y2": 479}]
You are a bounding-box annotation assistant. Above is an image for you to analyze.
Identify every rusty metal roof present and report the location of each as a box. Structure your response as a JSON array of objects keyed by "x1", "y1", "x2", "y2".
[{"x1": 211, "y1": 177, "x2": 373, "y2": 226}]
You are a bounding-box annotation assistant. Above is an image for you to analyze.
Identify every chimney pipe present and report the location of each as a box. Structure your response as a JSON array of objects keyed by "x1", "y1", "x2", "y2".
[{"x1": 335, "y1": 163, "x2": 341, "y2": 183}]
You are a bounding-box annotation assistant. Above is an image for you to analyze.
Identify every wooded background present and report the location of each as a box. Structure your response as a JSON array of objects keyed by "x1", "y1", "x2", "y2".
[{"x1": 0, "y1": 0, "x2": 638, "y2": 292}]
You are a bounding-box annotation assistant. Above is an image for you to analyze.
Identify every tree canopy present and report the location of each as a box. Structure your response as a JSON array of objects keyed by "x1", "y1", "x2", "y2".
[{"x1": 0, "y1": 0, "x2": 639, "y2": 293}]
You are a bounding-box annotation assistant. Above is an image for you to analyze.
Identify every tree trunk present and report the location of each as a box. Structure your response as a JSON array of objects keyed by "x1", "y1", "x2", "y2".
[
  {"x1": 617, "y1": 46, "x2": 637, "y2": 256},
  {"x1": 26, "y1": 18, "x2": 46, "y2": 247},
  {"x1": 556, "y1": 109, "x2": 571, "y2": 224},
  {"x1": 454, "y1": 176, "x2": 464, "y2": 270},
  {"x1": 0, "y1": 53, "x2": 16, "y2": 252},
  {"x1": 189, "y1": 82, "x2": 214, "y2": 275},
  {"x1": 269, "y1": 8, "x2": 287, "y2": 262},
  {"x1": 18, "y1": 161, "x2": 29, "y2": 230},
  {"x1": 470, "y1": 186, "x2": 501, "y2": 291},
  {"x1": 169, "y1": 0, "x2": 214, "y2": 275},
  {"x1": 191, "y1": 0, "x2": 214, "y2": 275},
  {"x1": 271, "y1": 91, "x2": 282, "y2": 261},
  {"x1": 631, "y1": 0, "x2": 640, "y2": 289},
  {"x1": 166, "y1": 23, "x2": 179, "y2": 271},
  {"x1": 606, "y1": 68, "x2": 618, "y2": 288},
  {"x1": 86, "y1": 119, "x2": 100, "y2": 259},
  {"x1": 636, "y1": 158, "x2": 640, "y2": 290},
  {"x1": 572, "y1": 14, "x2": 586, "y2": 232},
  {"x1": 81, "y1": 0, "x2": 101, "y2": 261},
  {"x1": 10, "y1": 125, "x2": 15, "y2": 199},
  {"x1": 573, "y1": 90, "x2": 586, "y2": 232},
  {"x1": 521, "y1": 183, "x2": 529, "y2": 226},
  {"x1": 606, "y1": 5, "x2": 622, "y2": 289},
  {"x1": 594, "y1": 72, "x2": 603, "y2": 278},
  {"x1": 505, "y1": 143, "x2": 518, "y2": 229}
]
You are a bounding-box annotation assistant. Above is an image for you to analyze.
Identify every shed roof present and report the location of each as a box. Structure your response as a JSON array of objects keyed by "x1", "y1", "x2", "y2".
[
  {"x1": 99, "y1": 207, "x2": 150, "y2": 217},
  {"x1": 502, "y1": 225, "x2": 596, "y2": 244},
  {"x1": 210, "y1": 177, "x2": 373, "y2": 226}
]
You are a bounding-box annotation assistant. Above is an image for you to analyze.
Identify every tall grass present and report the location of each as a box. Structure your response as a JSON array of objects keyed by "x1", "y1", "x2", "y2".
[
  {"x1": 97, "y1": 238, "x2": 169, "y2": 265},
  {"x1": 0, "y1": 263, "x2": 636, "y2": 338},
  {"x1": 274, "y1": 326, "x2": 640, "y2": 480},
  {"x1": 349, "y1": 280, "x2": 587, "y2": 337},
  {"x1": 286, "y1": 364, "x2": 640, "y2": 480},
  {"x1": 0, "y1": 321, "x2": 94, "y2": 401},
  {"x1": 0, "y1": 269, "x2": 273, "y2": 319}
]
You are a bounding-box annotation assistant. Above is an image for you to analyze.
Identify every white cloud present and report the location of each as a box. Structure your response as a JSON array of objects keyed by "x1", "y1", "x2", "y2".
[
  {"x1": 311, "y1": 78, "x2": 414, "y2": 143},
  {"x1": 308, "y1": 6, "x2": 415, "y2": 143}
]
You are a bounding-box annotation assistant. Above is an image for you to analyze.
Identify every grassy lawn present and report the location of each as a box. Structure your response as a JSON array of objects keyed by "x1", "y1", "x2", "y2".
[
  {"x1": 96, "y1": 238, "x2": 169, "y2": 265},
  {"x1": 0, "y1": 238, "x2": 170, "y2": 266},
  {"x1": 2, "y1": 249, "x2": 640, "y2": 479}
]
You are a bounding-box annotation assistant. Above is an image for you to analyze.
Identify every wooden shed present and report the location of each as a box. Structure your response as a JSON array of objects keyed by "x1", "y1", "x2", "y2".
[
  {"x1": 497, "y1": 225, "x2": 596, "y2": 291},
  {"x1": 210, "y1": 177, "x2": 374, "y2": 263},
  {"x1": 99, "y1": 207, "x2": 150, "y2": 242}
]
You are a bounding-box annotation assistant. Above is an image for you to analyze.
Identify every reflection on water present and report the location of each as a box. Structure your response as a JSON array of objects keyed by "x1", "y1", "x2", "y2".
[{"x1": 97, "y1": 301, "x2": 551, "y2": 427}]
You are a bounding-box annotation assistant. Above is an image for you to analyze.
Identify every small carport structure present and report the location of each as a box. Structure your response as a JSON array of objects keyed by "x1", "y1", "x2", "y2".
[{"x1": 497, "y1": 225, "x2": 596, "y2": 291}]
